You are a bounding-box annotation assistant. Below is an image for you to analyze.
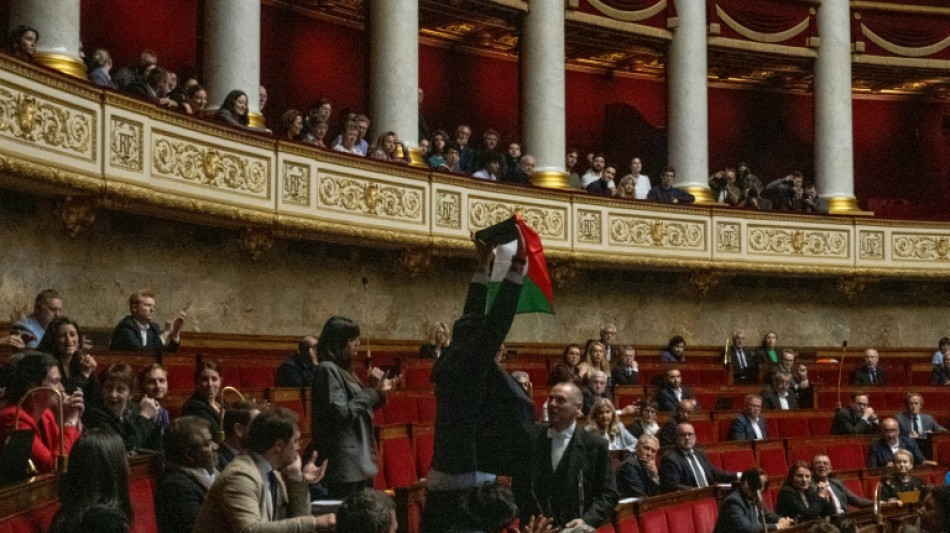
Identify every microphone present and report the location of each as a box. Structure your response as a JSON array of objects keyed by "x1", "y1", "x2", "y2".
[
  {"x1": 842, "y1": 340, "x2": 848, "y2": 348},
  {"x1": 361, "y1": 276, "x2": 369, "y2": 290},
  {"x1": 362, "y1": 277, "x2": 371, "y2": 362}
]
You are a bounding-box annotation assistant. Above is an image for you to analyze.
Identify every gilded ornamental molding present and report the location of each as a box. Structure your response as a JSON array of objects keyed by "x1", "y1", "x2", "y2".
[
  {"x1": 609, "y1": 215, "x2": 706, "y2": 251},
  {"x1": 892, "y1": 234, "x2": 950, "y2": 261},
  {"x1": 0, "y1": 82, "x2": 96, "y2": 161},
  {"x1": 318, "y1": 173, "x2": 424, "y2": 222},
  {"x1": 748, "y1": 227, "x2": 849, "y2": 258},
  {"x1": 469, "y1": 199, "x2": 567, "y2": 240},
  {"x1": 152, "y1": 132, "x2": 270, "y2": 198}
]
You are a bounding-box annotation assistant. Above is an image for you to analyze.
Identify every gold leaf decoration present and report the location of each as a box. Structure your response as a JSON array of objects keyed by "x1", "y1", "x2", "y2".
[
  {"x1": 748, "y1": 228, "x2": 848, "y2": 256},
  {"x1": 152, "y1": 138, "x2": 267, "y2": 194},
  {"x1": 469, "y1": 200, "x2": 565, "y2": 238},
  {"x1": 319, "y1": 175, "x2": 423, "y2": 220},
  {"x1": 0, "y1": 88, "x2": 93, "y2": 156},
  {"x1": 893, "y1": 235, "x2": 950, "y2": 261},
  {"x1": 609, "y1": 217, "x2": 704, "y2": 249}
]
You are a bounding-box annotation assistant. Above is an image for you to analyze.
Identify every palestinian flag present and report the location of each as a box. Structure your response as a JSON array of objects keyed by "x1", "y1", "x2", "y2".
[{"x1": 478, "y1": 214, "x2": 555, "y2": 314}]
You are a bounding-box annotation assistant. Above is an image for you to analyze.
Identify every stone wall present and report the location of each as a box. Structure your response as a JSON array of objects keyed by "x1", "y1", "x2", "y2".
[{"x1": 1, "y1": 193, "x2": 947, "y2": 349}]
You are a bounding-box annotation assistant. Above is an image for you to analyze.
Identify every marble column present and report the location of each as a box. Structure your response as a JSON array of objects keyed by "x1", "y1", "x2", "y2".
[
  {"x1": 815, "y1": 0, "x2": 861, "y2": 214},
  {"x1": 203, "y1": 0, "x2": 263, "y2": 128},
  {"x1": 522, "y1": 0, "x2": 568, "y2": 188},
  {"x1": 667, "y1": 0, "x2": 712, "y2": 203},
  {"x1": 9, "y1": 0, "x2": 84, "y2": 79},
  {"x1": 370, "y1": 0, "x2": 424, "y2": 166}
]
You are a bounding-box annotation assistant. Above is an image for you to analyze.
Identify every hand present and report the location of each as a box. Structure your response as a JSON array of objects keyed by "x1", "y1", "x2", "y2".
[
  {"x1": 471, "y1": 231, "x2": 494, "y2": 270},
  {"x1": 166, "y1": 310, "x2": 187, "y2": 335},
  {"x1": 367, "y1": 367, "x2": 386, "y2": 388},
  {"x1": 81, "y1": 336, "x2": 93, "y2": 352},
  {"x1": 138, "y1": 396, "x2": 159, "y2": 419},
  {"x1": 521, "y1": 515, "x2": 556, "y2": 533},
  {"x1": 863, "y1": 407, "x2": 876, "y2": 419},
  {"x1": 924, "y1": 460, "x2": 938, "y2": 466},
  {"x1": 64, "y1": 389, "x2": 84, "y2": 424},
  {"x1": 314, "y1": 513, "x2": 335, "y2": 530},
  {"x1": 564, "y1": 518, "x2": 591, "y2": 531},
  {"x1": 619, "y1": 404, "x2": 639, "y2": 416},
  {"x1": 776, "y1": 517, "x2": 794, "y2": 529},
  {"x1": 672, "y1": 198, "x2": 679, "y2": 204},
  {"x1": 0, "y1": 334, "x2": 25, "y2": 349},
  {"x1": 79, "y1": 354, "x2": 97, "y2": 378},
  {"x1": 300, "y1": 451, "x2": 329, "y2": 484},
  {"x1": 509, "y1": 224, "x2": 527, "y2": 274},
  {"x1": 642, "y1": 459, "x2": 658, "y2": 477}
]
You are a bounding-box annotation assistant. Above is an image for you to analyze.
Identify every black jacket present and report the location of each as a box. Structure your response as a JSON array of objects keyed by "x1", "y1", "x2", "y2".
[
  {"x1": 109, "y1": 315, "x2": 179, "y2": 356},
  {"x1": 156, "y1": 465, "x2": 211, "y2": 533},
  {"x1": 616, "y1": 455, "x2": 660, "y2": 498}
]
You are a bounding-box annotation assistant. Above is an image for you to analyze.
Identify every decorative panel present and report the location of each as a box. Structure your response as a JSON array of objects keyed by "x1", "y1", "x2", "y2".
[
  {"x1": 469, "y1": 197, "x2": 568, "y2": 241},
  {"x1": 716, "y1": 221, "x2": 741, "y2": 253},
  {"x1": 577, "y1": 209, "x2": 602, "y2": 244},
  {"x1": 859, "y1": 230, "x2": 885, "y2": 261},
  {"x1": 151, "y1": 130, "x2": 271, "y2": 199},
  {"x1": 435, "y1": 189, "x2": 462, "y2": 229},
  {"x1": 0, "y1": 80, "x2": 96, "y2": 162},
  {"x1": 747, "y1": 226, "x2": 850, "y2": 258},
  {"x1": 608, "y1": 214, "x2": 706, "y2": 251},
  {"x1": 281, "y1": 161, "x2": 311, "y2": 207},
  {"x1": 317, "y1": 171, "x2": 425, "y2": 224},
  {"x1": 109, "y1": 116, "x2": 144, "y2": 172},
  {"x1": 892, "y1": 233, "x2": 950, "y2": 262}
]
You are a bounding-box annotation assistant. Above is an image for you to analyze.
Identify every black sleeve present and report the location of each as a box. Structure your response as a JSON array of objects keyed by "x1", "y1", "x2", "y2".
[
  {"x1": 616, "y1": 460, "x2": 645, "y2": 498},
  {"x1": 276, "y1": 362, "x2": 304, "y2": 388},
  {"x1": 109, "y1": 322, "x2": 141, "y2": 351},
  {"x1": 581, "y1": 439, "x2": 620, "y2": 527}
]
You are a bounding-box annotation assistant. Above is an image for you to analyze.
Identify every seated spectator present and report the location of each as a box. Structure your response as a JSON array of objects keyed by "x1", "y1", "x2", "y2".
[
  {"x1": 867, "y1": 418, "x2": 932, "y2": 468},
  {"x1": 755, "y1": 331, "x2": 781, "y2": 365},
  {"x1": 830, "y1": 393, "x2": 879, "y2": 435},
  {"x1": 511, "y1": 371, "x2": 532, "y2": 397},
  {"x1": 799, "y1": 183, "x2": 827, "y2": 214},
  {"x1": 331, "y1": 114, "x2": 370, "y2": 155},
  {"x1": 713, "y1": 467, "x2": 792, "y2": 533},
  {"x1": 599, "y1": 323, "x2": 618, "y2": 362},
  {"x1": 276, "y1": 336, "x2": 318, "y2": 388},
  {"x1": 775, "y1": 462, "x2": 835, "y2": 521},
  {"x1": 9, "y1": 25, "x2": 37, "y2": 62},
  {"x1": 109, "y1": 289, "x2": 186, "y2": 357},
  {"x1": 586, "y1": 397, "x2": 637, "y2": 452},
  {"x1": 581, "y1": 154, "x2": 606, "y2": 188},
  {"x1": 472, "y1": 151, "x2": 502, "y2": 181},
  {"x1": 168, "y1": 73, "x2": 198, "y2": 110},
  {"x1": 761, "y1": 371, "x2": 799, "y2": 410},
  {"x1": 619, "y1": 157, "x2": 651, "y2": 200},
  {"x1": 728, "y1": 394, "x2": 767, "y2": 441},
  {"x1": 191, "y1": 407, "x2": 334, "y2": 532},
  {"x1": 736, "y1": 161, "x2": 763, "y2": 193},
  {"x1": 727, "y1": 330, "x2": 758, "y2": 384},
  {"x1": 48, "y1": 430, "x2": 132, "y2": 533},
  {"x1": 656, "y1": 368, "x2": 695, "y2": 412},
  {"x1": 455, "y1": 124, "x2": 477, "y2": 173},
  {"x1": 181, "y1": 360, "x2": 224, "y2": 440},
  {"x1": 37, "y1": 317, "x2": 98, "y2": 399},
  {"x1": 504, "y1": 153, "x2": 534, "y2": 185},
  {"x1": 764, "y1": 172, "x2": 804, "y2": 211},
  {"x1": 88, "y1": 49, "x2": 116, "y2": 88},
  {"x1": 303, "y1": 98, "x2": 332, "y2": 138},
  {"x1": 740, "y1": 186, "x2": 772, "y2": 210},
  {"x1": 82, "y1": 363, "x2": 160, "y2": 453},
  {"x1": 658, "y1": 399, "x2": 696, "y2": 447},
  {"x1": 582, "y1": 370, "x2": 611, "y2": 415},
  {"x1": 611, "y1": 345, "x2": 639, "y2": 386},
  {"x1": 502, "y1": 142, "x2": 522, "y2": 180},
  {"x1": 586, "y1": 164, "x2": 617, "y2": 196},
  {"x1": 333, "y1": 121, "x2": 363, "y2": 156},
  {"x1": 128, "y1": 66, "x2": 178, "y2": 109},
  {"x1": 566, "y1": 149, "x2": 583, "y2": 190},
  {"x1": 852, "y1": 348, "x2": 886, "y2": 385},
  {"x1": 184, "y1": 84, "x2": 208, "y2": 116},
  {"x1": 659, "y1": 422, "x2": 738, "y2": 492},
  {"x1": 932, "y1": 337, "x2": 950, "y2": 365},
  {"x1": 793, "y1": 361, "x2": 814, "y2": 408},
  {"x1": 418, "y1": 137, "x2": 430, "y2": 158},
  {"x1": 0, "y1": 352, "x2": 84, "y2": 473},
  {"x1": 136, "y1": 363, "x2": 170, "y2": 451},
  {"x1": 419, "y1": 322, "x2": 450, "y2": 360},
  {"x1": 629, "y1": 401, "x2": 659, "y2": 439},
  {"x1": 112, "y1": 48, "x2": 158, "y2": 90},
  {"x1": 369, "y1": 131, "x2": 410, "y2": 164},
  {"x1": 157, "y1": 416, "x2": 218, "y2": 533},
  {"x1": 879, "y1": 449, "x2": 927, "y2": 504},
  {"x1": 931, "y1": 355, "x2": 950, "y2": 385},
  {"x1": 617, "y1": 434, "x2": 661, "y2": 498},
  {"x1": 12, "y1": 288, "x2": 64, "y2": 349},
  {"x1": 436, "y1": 142, "x2": 460, "y2": 173},
  {"x1": 426, "y1": 129, "x2": 449, "y2": 168},
  {"x1": 709, "y1": 167, "x2": 742, "y2": 205},
  {"x1": 476, "y1": 128, "x2": 505, "y2": 175},
  {"x1": 896, "y1": 392, "x2": 947, "y2": 440},
  {"x1": 577, "y1": 340, "x2": 610, "y2": 384},
  {"x1": 278, "y1": 109, "x2": 304, "y2": 142},
  {"x1": 213, "y1": 90, "x2": 252, "y2": 130},
  {"x1": 336, "y1": 489, "x2": 398, "y2": 533},
  {"x1": 811, "y1": 454, "x2": 873, "y2": 514},
  {"x1": 647, "y1": 167, "x2": 695, "y2": 204},
  {"x1": 547, "y1": 343, "x2": 583, "y2": 386},
  {"x1": 660, "y1": 335, "x2": 686, "y2": 363},
  {"x1": 616, "y1": 175, "x2": 638, "y2": 200},
  {"x1": 217, "y1": 399, "x2": 260, "y2": 471}
]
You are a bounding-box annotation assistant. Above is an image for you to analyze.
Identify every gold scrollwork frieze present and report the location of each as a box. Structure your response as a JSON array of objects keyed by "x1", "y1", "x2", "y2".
[
  {"x1": 0, "y1": 84, "x2": 95, "y2": 160},
  {"x1": 152, "y1": 134, "x2": 269, "y2": 197},
  {"x1": 469, "y1": 199, "x2": 566, "y2": 240},
  {"x1": 748, "y1": 227, "x2": 849, "y2": 257},
  {"x1": 609, "y1": 215, "x2": 705, "y2": 250},
  {"x1": 892, "y1": 234, "x2": 950, "y2": 261},
  {"x1": 318, "y1": 173, "x2": 424, "y2": 222}
]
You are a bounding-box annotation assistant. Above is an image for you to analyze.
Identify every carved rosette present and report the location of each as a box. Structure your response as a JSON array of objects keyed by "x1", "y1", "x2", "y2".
[
  {"x1": 548, "y1": 260, "x2": 578, "y2": 289},
  {"x1": 859, "y1": 231, "x2": 885, "y2": 260},
  {"x1": 54, "y1": 195, "x2": 97, "y2": 237},
  {"x1": 0, "y1": 88, "x2": 94, "y2": 157},
  {"x1": 109, "y1": 117, "x2": 143, "y2": 171},
  {"x1": 152, "y1": 136, "x2": 268, "y2": 195},
  {"x1": 469, "y1": 200, "x2": 565, "y2": 239},
  {"x1": 688, "y1": 270, "x2": 730, "y2": 295},
  {"x1": 748, "y1": 228, "x2": 848, "y2": 257},
  {"x1": 836, "y1": 276, "x2": 877, "y2": 299},
  {"x1": 399, "y1": 248, "x2": 432, "y2": 277},
  {"x1": 609, "y1": 216, "x2": 704, "y2": 249},
  {"x1": 716, "y1": 222, "x2": 741, "y2": 253},
  {"x1": 238, "y1": 227, "x2": 274, "y2": 260},
  {"x1": 281, "y1": 161, "x2": 311, "y2": 206},
  {"x1": 892, "y1": 234, "x2": 950, "y2": 261},
  {"x1": 435, "y1": 190, "x2": 461, "y2": 229},
  {"x1": 577, "y1": 210, "x2": 602, "y2": 244},
  {"x1": 319, "y1": 175, "x2": 422, "y2": 220}
]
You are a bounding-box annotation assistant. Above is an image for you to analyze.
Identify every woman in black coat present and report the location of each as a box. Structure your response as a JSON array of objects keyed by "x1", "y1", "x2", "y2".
[{"x1": 775, "y1": 462, "x2": 834, "y2": 522}]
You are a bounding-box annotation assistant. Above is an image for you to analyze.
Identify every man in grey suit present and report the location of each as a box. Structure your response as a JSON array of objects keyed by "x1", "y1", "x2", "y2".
[
  {"x1": 896, "y1": 392, "x2": 947, "y2": 460},
  {"x1": 728, "y1": 394, "x2": 767, "y2": 441},
  {"x1": 811, "y1": 454, "x2": 873, "y2": 514}
]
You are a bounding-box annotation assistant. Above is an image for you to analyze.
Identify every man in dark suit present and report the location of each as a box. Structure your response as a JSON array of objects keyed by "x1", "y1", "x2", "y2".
[
  {"x1": 617, "y1": 434, "x2": 661, "y2": 498},
  {"x1": 158, "y1": 416, "x2": 218, "y2": 533},
  {"x1": 811, "y1": 454, "x2": 873, "y2": 514},
  {"x1": 760, "y1": 371, "x2": 800, "y2": 410},
  {"x1": 216, "y1": 400, "x2": 260, "y2": 472},
  {"x1": 656, "y1": 368, "x2": 695, "y2": 412},
  {"x1": 830, "y1": 393, "x2": 879, "y2": 435},
  {"x1": 275, "y1": 336, "x2": 318, "y2": 388},
  {"x1": 659, "y1": 422, "x2": 739, "y2": 492},
  {"x1": 109, "y1": 289, "x2": 186, "y2": 356},
  {"x1": 611, "y1": 345, "x2": 639, "y2": 386},
  {"x1": 514, "y1": 382, "x2": 618, "y2": 529},
  {"x1": 867, "y1": 418, "x2": 934, "y2": 468},
  {"x1": 658, "y1": 399, "x2": 697, "y2": 447},
  {"x1": 422, "y1": 225, "x2": 536, "y2": 533},
  {"x1": 852, "y1": 348, "x2": 887, "y2": 385},
  {"x1": 713, "y1": 468, "x2": 792, "y2": 533},
  {"x1": 896, "y1": 393, "x2": 947, "y2": 460},
  {"x1": 728, "y1": 394, "x2": 767, "y2": 441},
  {"x1": 931, "y1": 356, "x2": 950, "y2": 385},
  {"x1": 727, "y1": 330, "x2": 758, "y2": 384}
]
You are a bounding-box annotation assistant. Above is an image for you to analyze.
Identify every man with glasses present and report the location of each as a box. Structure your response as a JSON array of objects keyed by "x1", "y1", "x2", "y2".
[
  {"x1": 659, "y1": 423, "x2": 739, "y2": 493},
  {"x1": 728, "y1": 394, "x2": 767, "y2": 441}
]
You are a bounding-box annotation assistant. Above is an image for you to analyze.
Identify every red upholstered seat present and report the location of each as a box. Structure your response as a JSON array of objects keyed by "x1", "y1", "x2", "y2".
[
  {"x1": 763, "y1": 485, "x2": 781, "y2": 509},
  {"x1": 373, "y1": 444, "x2": 387, "y2": 490},
  {"x1": 382, "y1": 395, "x2": 419, "y2": 425},
  {"x1": 239, "y1": 366, "x2": 276, "y2": 389},
  {"x1": 778, "y1": 417, "x2": 810, "y2": 438},
  {"x1": 412, "y1": 425, "x2": 435, "y2": 480},
  {"x1": 381, "y1": 433, "x2": 419, "y2": 488},
  {"x1": 614, "y1": 514, "x2": 640, "y2": 533},
  {"x1": 788, "y1": 443, "x2": 826, "y2": 466},
  {"x1": 416, "y1": 395, "x2": 436, "y2": 423},
  {"x1": 403, "y1": 361, "x2": 434, "y2": 390},
  {"x1": 826, "y1": 442, "x2": 866, "y2": 471},
  {"x1": 692, "y1": 420, "x2": 715, "y2": 443},
  {"x1": 0, "y1": 501, "x2": 58, "y2": 533},
  {"x1": 130, "y1": 477, "x2": 159, "y2": 533},
  {"x1": 165, "y1": 364, "x2": 192, "y2": 391},
  {"x1": 843, "y1": 477, "x2": 865, "y2": 499},
  {"x1": 863, "y1": 474, "x2": 883, "y2": 500},
  {"x1": 596, "y1": 524, "x2": 615, "y2": 533},
  {"x1": 808, "y1": 417, "x2": 833, "y2": 436},
  {"x1": 756, "y1": 446, "x2": 789, "y2": 478},
  {"x1": 638, "y1": 497, "x2": 718, "y2": 533},
  {"x1": 719, "y1": 448, "x2": 756, "y2": 473},
  {"x1": 765, "y1": 419, "x2": 780, "y2": 438}
]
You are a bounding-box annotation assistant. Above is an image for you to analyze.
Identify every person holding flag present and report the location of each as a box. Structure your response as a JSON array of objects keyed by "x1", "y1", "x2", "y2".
[{"x1": 420, "y1": 214, "x2": 554, "y2": 533}]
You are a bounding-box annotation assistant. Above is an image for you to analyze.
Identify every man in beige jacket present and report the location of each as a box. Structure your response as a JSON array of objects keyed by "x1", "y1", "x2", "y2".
[{"x1": 192, "y1": 407, "x2": 334, "y2": 532}]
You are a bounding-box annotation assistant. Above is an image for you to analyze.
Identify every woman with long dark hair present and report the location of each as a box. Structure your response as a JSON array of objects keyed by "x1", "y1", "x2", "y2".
[
  {"x1": 311, "y1": 316, "x2": 393, "y2": 498},
  {"x1": 49, "y1": 429, "x2": 132, "y2": 533},
  {"x1": 213, "y1": 89, "x2": 251, "y2": 129},
  {"x1": 181, "y1": 360, "x2": 223, "y2": 440},
  {"x1": 37, "y1": 316, "x2": 98, "y2": 400},
  {"x1": 775, "y1": 461, "x2": 834, "y2": 521}
]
